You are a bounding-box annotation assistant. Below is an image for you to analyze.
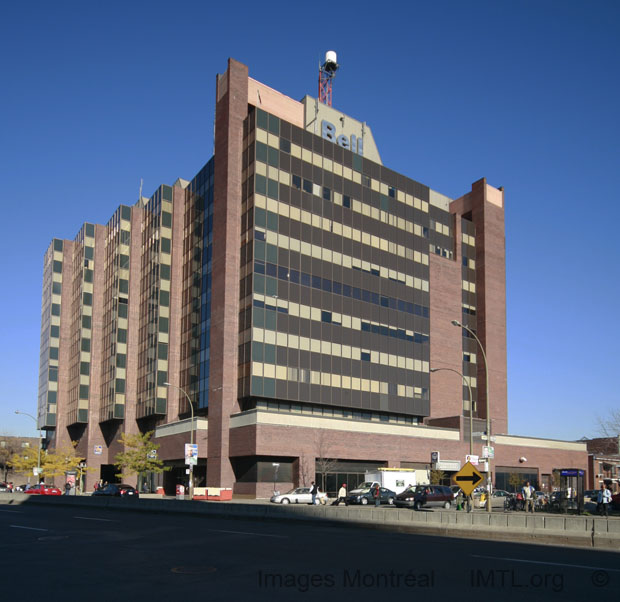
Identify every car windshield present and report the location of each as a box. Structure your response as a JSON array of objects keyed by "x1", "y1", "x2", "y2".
[{"x1": 356, "y1": 482, "x2": 375, "y2": 490}]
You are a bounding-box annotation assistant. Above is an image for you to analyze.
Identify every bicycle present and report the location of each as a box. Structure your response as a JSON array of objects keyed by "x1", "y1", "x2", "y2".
[{"x1": 504, "y1": 495, "x2": 518, "y2": 511}]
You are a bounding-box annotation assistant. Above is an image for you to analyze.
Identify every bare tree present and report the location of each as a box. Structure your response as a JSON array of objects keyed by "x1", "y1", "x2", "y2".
[
  {"x1": 298, "y1": 454, "x2": 311, "y2": 487},
  {"x1": 314, "y1": 430, "x2": 338, "y2": 493},
  {"x1": 597, "y1": 409, "x2": 620, "y2": 438}
]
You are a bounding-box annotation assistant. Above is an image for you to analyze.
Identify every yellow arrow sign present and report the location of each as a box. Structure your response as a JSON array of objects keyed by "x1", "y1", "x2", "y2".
[{"x1": 452, "y1": 461, "x2": 483, "y2": 496}]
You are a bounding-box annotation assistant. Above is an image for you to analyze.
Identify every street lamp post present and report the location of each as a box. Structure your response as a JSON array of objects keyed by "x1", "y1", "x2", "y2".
[
  {"x1": 14, "y1": 410, "x2": 43, "y2": 483},
  {"x1": 430, "y1": 367, "x2": 474, "y2": 456},
  {"x1": 164, "y1": 382, "x2": 195, "y2": 501},
  {"x1": 451, "y1": 319, "x2": 492, "y2": 513}
]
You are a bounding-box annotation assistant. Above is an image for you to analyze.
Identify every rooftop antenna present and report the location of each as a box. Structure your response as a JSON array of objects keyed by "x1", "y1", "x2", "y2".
[
  {"x1": 139, "y1": 178, "x2": 143, "y2": 201},
  {"x1": 318, "y1": 50, "x2": 339, "y2": 106}
]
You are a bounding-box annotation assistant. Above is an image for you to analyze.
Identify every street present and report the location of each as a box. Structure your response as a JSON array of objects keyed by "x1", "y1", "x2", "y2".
[{"x1": 1, "y1": 502, "x2": 619, "y2": 600}]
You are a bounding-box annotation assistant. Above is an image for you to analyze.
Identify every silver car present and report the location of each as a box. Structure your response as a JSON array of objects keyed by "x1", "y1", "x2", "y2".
[{"x1": 270, "y1": 487, "x2": 328, "y2": 504}]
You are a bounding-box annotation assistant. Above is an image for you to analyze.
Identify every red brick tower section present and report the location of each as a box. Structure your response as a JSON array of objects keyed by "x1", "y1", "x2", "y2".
[
  {"x1": 207, "y1": 59, "x2": 248, "y2": 487},
  {"x1": 428, "y1": 215, "x2": 465, "y2": 421},
  {"x1": 451, "y1": 178, "x2": 508, "y2": 435}
]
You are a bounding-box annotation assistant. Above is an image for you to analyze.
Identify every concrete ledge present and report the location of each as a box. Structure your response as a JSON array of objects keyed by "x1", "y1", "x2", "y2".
[{"x1": 3, "y1": 494, "x2": 618, "y2": 551}]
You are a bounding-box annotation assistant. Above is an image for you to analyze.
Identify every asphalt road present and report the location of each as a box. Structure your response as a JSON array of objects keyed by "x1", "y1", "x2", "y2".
[{"x1": 1, "y1": 502, "x2": 618, "y2": 601}]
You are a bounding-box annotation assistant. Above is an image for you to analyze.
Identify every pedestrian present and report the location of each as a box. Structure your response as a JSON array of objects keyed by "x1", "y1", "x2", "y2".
[
  {"x1": 309, "y1": 481, "x2": 318, "y2": 505},
  {"x1": 597, "y1": 484, "x2": 612, "y2": 517},
  {"x1": 64, "y1": 482, "x2": 71, "y2": 496},
  {"x1": 456, "y1": 489, "x2": 464, "y2": 511},
  {"x1": 522, "y1": 481, "x2": 535, "y2": 513},
  {"x1": 373, "y1": 484, "x2": 381, "y2": 507},
  {"x1": 336, "y1": 483, "x2": 348, "y2": 506}
]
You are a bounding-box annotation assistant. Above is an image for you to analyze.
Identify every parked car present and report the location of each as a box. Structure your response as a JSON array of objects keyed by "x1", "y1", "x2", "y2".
[
  {"x1": 270, "y1": 487, "x2": 327, "y2": 504},
  {"x1": 14, "y1": 484, "x2": 31, "y2": 492},
  {"x1": 611, "y1": 492, "x2": 620, "y2": 511},
  {"x1": 0, "y1": 482, "x2": 11, "y2": 493},
  {"x1": 478, "y1": 489, "x2": 510, "y2": 509},
  {"x1": 584, "y1": 490, "x2": 599, "y2": 502},
  {"x1": 346, "y1": 486, "x2": 396, "y2": 506},
  {"x1": 395, "y1": 485, "x2": 453, "y2": 510},
  {"x1": 92, "y1": 483, "x2": 139, "y2": 498},
  {"x1": 450, "y1": 485, "x2": 461, "y2": 499},
  {"x1": 23, "y1": 483, "x2": 62, "y2": 496}
]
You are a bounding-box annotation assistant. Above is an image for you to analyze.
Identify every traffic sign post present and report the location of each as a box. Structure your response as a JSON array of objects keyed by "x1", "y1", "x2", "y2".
[{"x1": 452, "y1": 461, "x2": 483, "y2": 497}]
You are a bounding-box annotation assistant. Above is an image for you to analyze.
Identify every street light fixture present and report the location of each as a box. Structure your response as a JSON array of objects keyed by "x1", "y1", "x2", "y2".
[
  {"x1": 451, "y1": 319, "x2": 492, "y2": 513},
  {"x1": 430, "y1": 367, "x2": 474, "y2": 456},
  {"x1": 164, "y1": 382, "x2": 196, "y2": 501},
  {"x1": 14, "y1": 410, "x2": 43, "y2": 483}
]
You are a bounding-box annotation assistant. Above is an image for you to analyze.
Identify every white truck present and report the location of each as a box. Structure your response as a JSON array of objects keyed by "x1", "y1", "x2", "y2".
[{"x1": 360, "y1": 468, "x2": 420, "y2": 495}]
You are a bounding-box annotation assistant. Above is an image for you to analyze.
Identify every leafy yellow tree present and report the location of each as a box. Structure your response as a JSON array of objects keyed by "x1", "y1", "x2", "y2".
[
  {"x1": 9, "y1": 445, "x2": 40, "y2": 479},
  {"x1": 10, "y1": 441, "x2": 87, "y2": 482},
  {"x1": 430, "y1": 469, "x2": 446, "y2": 485},
  {"x1": 0, "y1": 439, "x2": 21, "y2": 481},
  {"x1": 114, "y1": 431, "x2": 168, "y2": 486},
  {"x1": 43, "y1": 442, "x2": 86, "y2": 478},
  {"x1": 508, "y1": 473, "x2": 522, "y2": 493}
]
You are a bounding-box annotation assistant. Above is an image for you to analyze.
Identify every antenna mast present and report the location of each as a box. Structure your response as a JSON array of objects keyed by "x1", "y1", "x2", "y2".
[{"x1": 318, "y1": 51, "x2": 339, "y2": 106}]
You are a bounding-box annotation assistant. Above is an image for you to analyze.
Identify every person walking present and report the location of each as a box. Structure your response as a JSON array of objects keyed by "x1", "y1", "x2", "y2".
[
  {"x1": 64, "y1": 482, "x2": 71, "y2": 496},
  {"x1": 336, "y1": 483, "x2": 348, "y2": 506},
  {"x1": 597, "y1": 484, "x2": 612, "y2": 517},
  {"x1": 455, "y1": 489, "x2": 464, "y2": 511},
  {"x1": 309, "y1": 481, "x2": 318, "y2": 505},
  {"x1": 522, "y1": 481, "x2": 535, "y2": 513},
  {"x1": 373, "y1": 484, "x2": 381, "y2": 507}
]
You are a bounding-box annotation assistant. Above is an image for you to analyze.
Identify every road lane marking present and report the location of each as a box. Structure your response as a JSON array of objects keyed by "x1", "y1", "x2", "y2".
[
  {"x1": 10, "y1": 525, "x2": 48, "y2": 532},
  {"x1": 73, "y1": 516, "x2": 117, "y2": 522},
  {"x1": 471, "y1": 554, "x2": 620, "y2": 573},
  {"x1": 206, "y1": 528, "x2": 288, "y2": 539},
  {"x1": 0, "y1": 510, "x2": 20, "y2": 513}
]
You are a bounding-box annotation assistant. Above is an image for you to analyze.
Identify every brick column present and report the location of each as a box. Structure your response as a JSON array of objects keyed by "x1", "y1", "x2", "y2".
[
  {"x1": 207, "y1": 59, "x2": 248, "y2": 487},
  {"x1": 452, "y1": 179, "x2": 508, "y2": 435}
]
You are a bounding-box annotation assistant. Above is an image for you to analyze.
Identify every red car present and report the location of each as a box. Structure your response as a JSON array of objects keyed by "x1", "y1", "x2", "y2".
[{"x1": 23, "y1": 484, "x2": 62, "y2": 496}]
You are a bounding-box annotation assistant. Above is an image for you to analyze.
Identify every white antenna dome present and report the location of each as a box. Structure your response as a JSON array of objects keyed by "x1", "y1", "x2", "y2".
[{"x1": 325, "y1": 50, "x2": 337, "y2": 65}]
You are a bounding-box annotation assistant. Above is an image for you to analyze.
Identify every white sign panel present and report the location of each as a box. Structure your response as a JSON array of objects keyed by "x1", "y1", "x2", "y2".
[
  {"x1": 185, "y1": 443, "x2": 198, "y2": 465},
  {"x1": 437, "y1": 460, "x2": 461, "y2": 472},
  {"x1": 466, "y1": 454, "x2": 479, "y2": 466},
  {"x1": 482, "y1": 446, "x2": 495, "y2": 459}
]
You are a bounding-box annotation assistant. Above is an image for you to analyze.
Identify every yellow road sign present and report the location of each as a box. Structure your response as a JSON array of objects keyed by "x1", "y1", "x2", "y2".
[{"x1": 452, "y1": 461, "x2": 483, "y2": 496}]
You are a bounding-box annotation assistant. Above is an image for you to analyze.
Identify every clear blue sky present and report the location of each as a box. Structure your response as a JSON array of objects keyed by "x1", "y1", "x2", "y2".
[{"x1": 1, "y1": 1, "x2": 618, "y2": 440}]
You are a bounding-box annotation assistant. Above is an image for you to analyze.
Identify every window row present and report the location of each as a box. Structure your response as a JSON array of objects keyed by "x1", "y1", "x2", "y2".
[
  {"x1": 251, "y1": 363, "x2": 428, "y2": 399},
  {"x1": 253, "y1": 265, "x2": 429, "y2": 317},
  {"x1": 254, "y1": 187, "x2": 430, "y2": 260},
  {"x1": 252, "y1": 293, "x2": 428, "y2": 343},
  {"x1": 251, "y1": 326, "x2": 429, "y2": 372}
]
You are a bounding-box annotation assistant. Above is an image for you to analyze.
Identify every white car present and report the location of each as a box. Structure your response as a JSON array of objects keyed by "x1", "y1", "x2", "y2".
[{"x1": 270, "y1": 487, "x2": 328, "y2": 504}]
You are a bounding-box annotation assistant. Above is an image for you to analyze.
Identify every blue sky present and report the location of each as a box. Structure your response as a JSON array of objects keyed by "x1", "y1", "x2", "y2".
[{"x1": 1, "y1": 1, "x2": 618, "y2": 440}]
